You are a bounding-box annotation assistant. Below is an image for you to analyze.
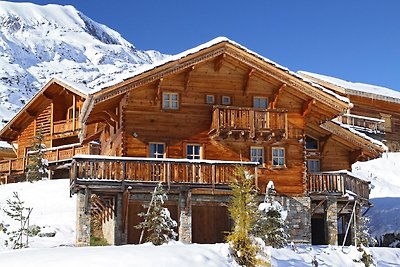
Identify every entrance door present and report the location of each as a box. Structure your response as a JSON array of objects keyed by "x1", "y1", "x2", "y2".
[{"x1": 311, "y1": 217, "x2": 327, "y2": 245}]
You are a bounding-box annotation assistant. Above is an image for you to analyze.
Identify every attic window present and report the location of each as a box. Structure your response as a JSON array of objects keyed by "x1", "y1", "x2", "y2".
[
  {"x1": 162, "y1": 92, "x2": 179, "y2": 110},
  {"x1": 305, "y1": 136, "x2": 319, "y2": 150}
]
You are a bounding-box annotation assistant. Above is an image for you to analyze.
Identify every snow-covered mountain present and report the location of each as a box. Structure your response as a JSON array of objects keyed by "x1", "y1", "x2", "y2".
[{"x1": 0, "y1": 1, "x2": 167, "y2": 124}]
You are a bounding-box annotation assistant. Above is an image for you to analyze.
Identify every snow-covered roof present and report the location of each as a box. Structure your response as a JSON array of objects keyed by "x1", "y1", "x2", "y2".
[
  {"x1": 0, "y1": 140, "x2": 12, "y2": 149},
  {"x1": 299, "y1": 71, "x2": 400, "y2": 104},
  {"x1": 52, "y1": 77, "x2": 92, "y2": 95},
  {"x1": 330, "y1": 120, "x2": 388, "y2": 151},
  {"x1": 93, "y1": 37, "x2": 350, "y2": 104}
]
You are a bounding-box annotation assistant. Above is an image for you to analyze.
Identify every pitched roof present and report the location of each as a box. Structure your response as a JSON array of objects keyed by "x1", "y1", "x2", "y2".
[
  {"x1": 299, "y1": 71, "x2": 400, "y2": 104},
  {"x1": 0, "y1": 78, "x2": 90, "y2": 141},
  {"x1": 82, "y1": 37, "x2": 351, "y2": 123}
]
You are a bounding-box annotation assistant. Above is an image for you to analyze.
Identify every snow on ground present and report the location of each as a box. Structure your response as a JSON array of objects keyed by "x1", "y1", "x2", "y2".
[
  {"x1": 1, "y1": 153, "x2": 400, "y2": 266},
  {"x1": 0, "y1": 179, "x2": 76, "y2": 249}
]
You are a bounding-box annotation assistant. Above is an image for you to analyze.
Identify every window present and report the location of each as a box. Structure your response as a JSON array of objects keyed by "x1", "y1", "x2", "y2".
[
  {"x1": 149, "y1": 143, "x2": 165, "y2": 158},
  {"x1": 253, "y1": 97, "x2": 268, "y2": 109},
  {"x1": 272, "y1": 147, "x2": 285, "y2": 167},
  {"x1": 305, "y1": 136, "x2": 319, "y2": 150},
  {"x1": 186, "y1": 144, "x2": 201, "y2": 160},
  {"x1": 67, "y1": 106, "x2": 80, "y2": 120},
  {"x1": 222, "y1": 96, "x2": 231, "y2": 105},
  {"x1": 307, "y1": 159, "x2": 320, "y2": 173},
  {"x1": 162, "y1": 92, "x2": 179, "y2": 110},
  {"x1": 206, "y1": 95, "x2": 215, "y2": 104},
  {"x1": 250, "y1": 147, "x2": 264, "y2": 164}
]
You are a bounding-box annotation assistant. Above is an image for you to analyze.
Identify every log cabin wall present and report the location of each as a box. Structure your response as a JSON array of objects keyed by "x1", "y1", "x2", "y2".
[
  {"x1": 121, "y1": 59, "x2": 306, "y2": 196},
  {"x1": 320, "y1": 138, "x2": 351, "y2": 171},
  {"x1": 348, "y1": 95, "x2": 400, "y2": 151}
]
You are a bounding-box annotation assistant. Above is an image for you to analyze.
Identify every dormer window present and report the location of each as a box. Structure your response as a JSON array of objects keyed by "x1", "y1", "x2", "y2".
[{"x1": 305, "y1": 136, "x2": 319, "y2": 150}]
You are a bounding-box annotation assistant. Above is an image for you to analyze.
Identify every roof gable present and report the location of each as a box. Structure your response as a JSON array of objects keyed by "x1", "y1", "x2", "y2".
[
  {"x1": 82, "y1": 37, "x2": 351, "y2": 123},
  {"x1": 0, "y1": 78, "x2": 89, "y2": 141}
]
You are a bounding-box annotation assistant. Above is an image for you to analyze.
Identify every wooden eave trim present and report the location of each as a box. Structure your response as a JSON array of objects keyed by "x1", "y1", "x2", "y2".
[
  {"x1": 299, "y1": 73, "x2": 347, "y2": 95},
  {"x1": 223, "y1": 44, "x2": 349, "y2": 113},
  {"x1": 321, "y1": 121, "x2": 384, "y2": 156},
  {"x1": 92, "y1": 44, "x2": 227, "y2": 105}
]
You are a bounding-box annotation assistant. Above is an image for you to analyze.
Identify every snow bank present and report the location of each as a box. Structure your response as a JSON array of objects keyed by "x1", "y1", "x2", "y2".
[{"x1": 0, "y1": 179, "x2": 76, "y2": 249}]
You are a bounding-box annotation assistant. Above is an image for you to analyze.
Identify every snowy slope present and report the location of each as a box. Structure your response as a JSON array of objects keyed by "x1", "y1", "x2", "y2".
[
  {"x1": 0, "y1": 1, "x2": 166, "y2": 125},
  {"x1": 352, "y1": 153, "x2": 400, "y2": 239}
]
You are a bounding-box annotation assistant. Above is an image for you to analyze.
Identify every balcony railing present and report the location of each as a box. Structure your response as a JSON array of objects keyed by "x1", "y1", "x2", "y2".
[
  {"x1": 209, "y1": 105, "x2": 288, "y2": 140},
  {"x1": 71, "y1": 155, "x2": 258, "y2": 189},
  {"x1": 0, "y1": 143, "x2": 100, "y2": 177},
  {"x1": 53, "y1": 119, "x2": 80, "y2": 135},
  {"x1": 336, "y1": 114, "x2": 385, "y2": 133},
  {"x1": 308, "y1": 171, "x2": 370, "y2": 200}
]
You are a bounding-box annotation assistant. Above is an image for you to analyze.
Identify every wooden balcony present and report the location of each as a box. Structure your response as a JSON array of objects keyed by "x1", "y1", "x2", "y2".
[
  {"x1": 337, "y1": 114, "x2": 385, "y2": 133},
  {"x1": 0, "y1": 143, "x2": 100, "y2": 182},
  {"x1": 53, "y1": 119, "x2": 80, "y2": 135},
  {"x1": 308, "y1": 172, "x2": 370, "y2": 200},
  {"x1": 209, "y1": 105, "x2": 288, "y2": 140},
  {"x1": 70, "y1": 155, "x2": 258, "y2": 190}
]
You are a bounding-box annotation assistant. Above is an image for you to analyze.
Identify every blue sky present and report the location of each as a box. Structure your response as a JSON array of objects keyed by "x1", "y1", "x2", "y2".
[{"x1": 9, "y1": 0, "x2": 400, "y2": 91}]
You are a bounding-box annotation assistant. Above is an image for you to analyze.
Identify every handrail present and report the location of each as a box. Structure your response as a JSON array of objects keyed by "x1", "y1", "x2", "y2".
[
  {"x1": 337, "y1": 114, "x2": 385, "y2": 132},
  {"x1": 71, "y1": 155, "x2": 258, "y2": 188},
  {"x1": 308, "y1": 171, "x2": 370, "y2": 200}
]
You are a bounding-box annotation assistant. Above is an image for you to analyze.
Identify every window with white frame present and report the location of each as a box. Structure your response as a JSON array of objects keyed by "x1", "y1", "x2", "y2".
[
  {"x1": 206, "y1": 95, "x2": 215, "y2": 104},
  {"x1": 250, "y1": 147, "x2": 264, "y2": 165},
  {"x1": 162, "y1": 92, "x2": 179, "y2": 110},
  {"x1": 149, "y1": 143, "x2": 165, "y2": 158},
  {"x1": 222, "y1": 95, "x2": 231, "y2": 105},
  {"x1": 272, "y1": 147, "x2": 285, "y2": 167},
  {"x1": 253, "y1": 97, "x2": 268, "y2": 109},
  {"x1": 307, "y1": 159, "x2": 320, "y2": 173},
  {"x1": 186, "y1": 144, "x2": 201, "y2": 160}
]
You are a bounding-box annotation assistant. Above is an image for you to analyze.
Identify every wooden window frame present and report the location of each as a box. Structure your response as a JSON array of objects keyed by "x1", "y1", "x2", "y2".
[
  {"x1": 186, "y1": 144, "x2": 202, "y2": 160},
  {"x1": 221, "y1": 95, "x2": 231, "y2": 105},
  {"x1": 307, "y1": 159, "x2": 320, "y2": 173},
  {"x1": 305, "y1": 135, "x2": 319, "y2": 151},
  {"x1": 149, "y1": 142, "x2": 166, "y2": 158},
  {"x1": 253, "y1": 96, "x2": 269, "y2": 109},
  {"x1": 272, "y1": 147, "x2": 285, "y2": 168},
  {"x1": 206, "y1": 95, "x2": 215, "y2": 104},
  {"x1": 250, "y1": 146, "x2": 264, "y2": 165},
  {"x1": 162, "y1": 92, "x2": 179, "y2": 110}
]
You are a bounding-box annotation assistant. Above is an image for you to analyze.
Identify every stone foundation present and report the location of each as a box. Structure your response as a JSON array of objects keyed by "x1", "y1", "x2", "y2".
[{"x1": 76, "y1": 189, "x2": 91, "y2": 246}]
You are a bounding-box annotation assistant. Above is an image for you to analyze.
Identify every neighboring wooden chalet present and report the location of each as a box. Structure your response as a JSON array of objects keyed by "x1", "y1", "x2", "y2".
[
  {"x1": 72, "y1": 38, "x2": 385, "y2": 247},
  {"x1": 299, "y1": 71, "x2": 400, "y2": 152},
  {"x1": 0, "y1": 78, "x2": 99, "y2": 183}
]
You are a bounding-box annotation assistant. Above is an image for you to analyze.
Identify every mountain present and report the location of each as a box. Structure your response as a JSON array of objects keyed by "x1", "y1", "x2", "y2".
[{"x1": 0, "y1": 1, "x2": 167, "y2": 124}]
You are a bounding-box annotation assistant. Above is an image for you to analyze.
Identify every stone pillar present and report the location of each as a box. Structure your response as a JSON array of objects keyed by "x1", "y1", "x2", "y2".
[
  {"x1": 76, "y1": 188, "x2": 91, "y2": 246},
  {"x1": 178, "y1": 190, "x2": 192, "y2": 243},
  {"x1": 326, "y1": 198, "x2": 338, "y2": 245}
]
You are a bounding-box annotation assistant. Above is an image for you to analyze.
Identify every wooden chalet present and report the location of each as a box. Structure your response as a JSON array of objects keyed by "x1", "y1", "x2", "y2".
[
  {"x1": 0, "y1": 78, "x2": 99, "y2": 184},
  {"x1": 72, "y1": 38, "x2": 385, "y2": 247},
  {"x1": 300, "y1": 71, "x2": 400, "y2": 152}
]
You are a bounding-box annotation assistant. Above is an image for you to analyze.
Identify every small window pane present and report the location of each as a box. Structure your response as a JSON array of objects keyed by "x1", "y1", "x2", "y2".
[
  {"x1": 162, "y1": 92, "x2": 179, "y2": 110},
  {"x1": 305, "y1": 136, "x2": 318, "y2": 150},
  {"x1": 206, "y1": 95, "x2": 215, "y2": 104},
  {"x1": 253, "y1": 97, "x2": 268, "y2": 109},
  {"x1": 272, "y1": 147, "x2": 285, "y2": 167},
  {"x1": 187, "y1": 144, "x2": 201, "y2": 160},
  {"x1": 250, "y1": 147, "x2": 263, "y2": 164},
  {"x1": 150, "y1": 143, "x2": 165, "y2": 158},
  {"x1": 222, "y1": 96, "x2": 231, "y2": 105}
]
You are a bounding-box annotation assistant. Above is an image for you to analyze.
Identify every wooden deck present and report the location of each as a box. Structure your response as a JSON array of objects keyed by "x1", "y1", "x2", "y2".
[
  {"x1": 0, "y1": 143, "x2": 100, "y2": 184},
  {"x1": 337, "y1": 114, "x2": 385, "y2": 133},
  {"x1": 308, "y1": 172, "x2": 370, "y2": 200},
  {"x1": 53, "y1": 119, "x2": 80, "y2": 135},
  {"x1": 209, "y1": 105, "x2": 288, "y2": 140},
  {"x1": 70, "y1": 155, "x2": 259, "y2": 191}
]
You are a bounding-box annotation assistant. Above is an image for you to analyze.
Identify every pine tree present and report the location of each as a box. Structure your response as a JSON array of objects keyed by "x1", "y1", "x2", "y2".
[
  {"x1": 3, "y1": 192, "x2": 33, "y2": 249},
  {"x1": 25, "y1": 128, "x2": 48, "y2": 182},
  {"x1": 226, "y1": 167, "x2": 268, "y2": 266},
  {"x1": 253, "y1": 184, "x2": 288, "y2": 248},
  {"x1": 135, "y1": 183, "x2": 177, "y2": 245}
]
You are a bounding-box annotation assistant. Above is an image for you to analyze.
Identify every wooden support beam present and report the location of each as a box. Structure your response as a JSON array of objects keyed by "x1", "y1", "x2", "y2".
[
  {"x1": 154, "y1": 78, "x2": 163, "y2": 102},
  {"x1": 312, "y1": 199, "x2": 327, "y2": 215},
  {"x1": 269, "y1": 83, "x2": 286, "y2": 109},
  {"x1": 42, "y1": 92, "x2": 53, "y2": 100},
  {"x1": 337, "y1": 201, "x2": 351, "y2": 214},
  {"x1": 214, "y1": 54, "x2": 225, "y2": 72},
  {"x1": 302, "y1": 99, "x2": 316, "y2": 118},
  {"x1": 25, "y1": 109, "x2": 36, "y2": 117},
  {"x1": 9, "y1": 126, "x2": 21, "y2": 133},
  {"x1": 319, "y1": 134, "x2": 332, "y2": 154},
  {"x1": 242, "y1": 68, "x2": 254, "y2": 96},
  {"x1": 184, "y1": 66, "x2": 195, "y2": 92},
  {"x1": 104, "y1": 109, "x2": 118, "y2": 123}
]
